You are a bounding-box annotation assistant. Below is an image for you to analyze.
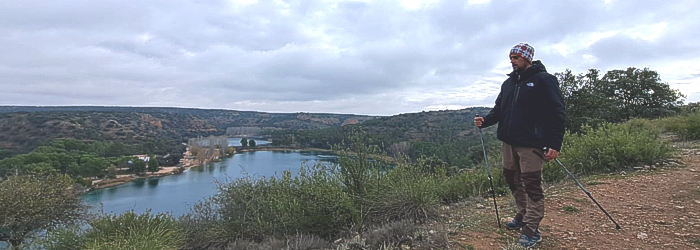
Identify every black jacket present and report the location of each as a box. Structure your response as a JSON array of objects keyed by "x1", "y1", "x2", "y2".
[{"x1": 481, "y1": 60, "x2": 566, "y2": 151}]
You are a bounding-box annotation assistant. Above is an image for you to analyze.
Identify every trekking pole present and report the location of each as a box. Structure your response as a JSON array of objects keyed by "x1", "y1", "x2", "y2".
[
  {"x1": 475, "y1": 115, "x2": 501, "y2": 228},
  {"x1": 544, "y1": 148, "x2": 622, "y2": 230}
]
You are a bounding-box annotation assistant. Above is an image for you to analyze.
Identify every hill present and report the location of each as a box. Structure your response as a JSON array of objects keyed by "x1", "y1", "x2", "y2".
[
  {"x1": 0, "y1": 106, "x2": 378, "y2": 158},
  {"x1": 0, "y1": 105, "x2": 497, "y2": 167},
  {"x1": 0, "y1": 106, "x2": 377, "y2": 131},
  {"x1": 354, "y1": 107, "x2": 495, "y2": 142},
  {"x1": 266, "y1": 107, "x2": 497, "y2": 168}
]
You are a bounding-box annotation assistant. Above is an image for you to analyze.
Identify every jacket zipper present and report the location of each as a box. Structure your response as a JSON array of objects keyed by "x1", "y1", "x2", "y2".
[{"x1": 507, "y1": 80, "x2": 521, "y2": 136}]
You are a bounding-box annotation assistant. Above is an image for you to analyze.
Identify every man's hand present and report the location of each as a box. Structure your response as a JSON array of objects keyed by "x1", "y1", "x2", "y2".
[
  {"x1": 474, "y1": 117, "x2": 484, "y2": 127},
  {"x1": 544, "y1": 148, "x2": 559, "y2": 161}
]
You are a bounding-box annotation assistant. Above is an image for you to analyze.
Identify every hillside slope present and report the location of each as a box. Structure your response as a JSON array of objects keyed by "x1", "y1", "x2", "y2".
[
  {"x1": 449, "y1": 143, "x2": 700, "y2": 250},
  {"x1": 0, "y1": 106, "x2": 377, "y2": 131},
  {"x1": 269, "y1": 107, "x2": 495, "y2": 147},
  {"x1": 0, "y1": 106, "x2": 378, "y2": 156}
]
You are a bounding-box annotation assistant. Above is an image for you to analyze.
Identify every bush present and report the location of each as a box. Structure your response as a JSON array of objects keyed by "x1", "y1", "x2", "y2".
[
  {"x1": 438, "y1": 168, "x2": 503, "y2": 204},
  {"x1": 437, "y1": 144, "x2": 508, "y2": 203},
  {"x1": 47, "y1": 210, "x2": 184, "y2": 250},
  {"x1": 548, "y1": 119, "x2": 674, "y2": 182},
  {"x1": 364, "y1": 221, "x2": 417, "y2": 249},
  {"x1": 182, "y1": 163, "x2": 356, "y2": 247},
  {"x1": 365, "y1": 164, "x2": 442, "y2": 223},
  {"x1": 663, "y1": 110, "x2": 700, "y2": 140}
]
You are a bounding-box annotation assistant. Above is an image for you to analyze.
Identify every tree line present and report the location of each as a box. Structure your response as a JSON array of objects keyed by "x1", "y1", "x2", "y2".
[
  {"x1": 0, "y1": 139, "x2": 171, "y2": 183},
  {"x1": 556, "y1": 67, "x2": 685, "y2": 132},
  {"x1": 266, "y1": 67, "x2": 688, "y2": 168}
]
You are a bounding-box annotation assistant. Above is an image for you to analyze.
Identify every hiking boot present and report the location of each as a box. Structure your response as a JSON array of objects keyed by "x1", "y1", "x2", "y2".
[
  {"x1": 505, "y1": 218, "x2": 525, "y2": 230},
  {"x1": 518, "y1": 231, "x2": 542, "y2": 248}
]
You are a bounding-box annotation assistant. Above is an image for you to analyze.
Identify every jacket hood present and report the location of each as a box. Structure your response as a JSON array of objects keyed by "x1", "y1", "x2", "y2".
[{"x1": 508, "y1": 60, "x2": 547, "y2": 80}]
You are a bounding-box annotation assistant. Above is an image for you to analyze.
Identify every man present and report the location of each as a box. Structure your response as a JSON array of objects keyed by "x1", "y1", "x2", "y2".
[{"x1": 474, "y1": 43, "x2": 566, "y2": 248}]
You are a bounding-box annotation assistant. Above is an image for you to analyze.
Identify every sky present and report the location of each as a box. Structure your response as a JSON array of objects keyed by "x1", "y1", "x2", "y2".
[{"x1": 1, "y1": 0, "x2": 699, "y2": 116}]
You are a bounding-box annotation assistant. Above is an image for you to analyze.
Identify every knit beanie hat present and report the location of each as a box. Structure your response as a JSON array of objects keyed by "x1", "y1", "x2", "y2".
[{"x1": 510, "y1": 43, "x2": 535, "y2": 64}]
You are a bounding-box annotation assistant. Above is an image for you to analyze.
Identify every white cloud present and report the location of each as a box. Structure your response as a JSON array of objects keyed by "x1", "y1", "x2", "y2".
[
  {"x1": 399, "y1": 0, "x2": 440, "y2": 10},
  {"x1": 625, "y1": 22, "x2": 668, "y2": 41},
  {"x1": 466, "y1": 0, "x2": 490, "y2": 4},
  {"x1": 0, "y1": 0, "x2": 699, "y2": 115}
]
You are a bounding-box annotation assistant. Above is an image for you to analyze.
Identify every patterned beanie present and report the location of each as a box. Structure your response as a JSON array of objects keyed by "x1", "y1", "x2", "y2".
[{"x1": 510, "y1": 43, "x2": 535, "y2": 64}]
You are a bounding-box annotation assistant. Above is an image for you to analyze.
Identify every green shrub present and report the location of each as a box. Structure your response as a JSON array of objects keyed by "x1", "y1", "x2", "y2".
[
  {"x1": 366, "y1": 164, "x2": 441, "y2": 223},
  {"x1": 548, "y1": 119, "x2": 674, "y2": 182},
  {"x1": 222, "y1": 234, "x2": 329, "y2": 250},
  {"x1": 44, "y1": 226, "x2": 87, "y2": 250},
  {"x1": 86, "y1": 210, "x2": 183, "y2": 250},
  {"x1": 438, "y1": 145, "x2": 508, "y2": 203},
  {"x1": 438, "y1": 168, "x2": 503, "y2": 204},
  {"x1": 183, "y1": 163, "x2": 356, "y2": 246},
  {"x1": 46, "y1": 210, "x2": 183, "y2": 250},
  {"x1": 663, "y1": 110, "x2": 700, "y2": 140}
]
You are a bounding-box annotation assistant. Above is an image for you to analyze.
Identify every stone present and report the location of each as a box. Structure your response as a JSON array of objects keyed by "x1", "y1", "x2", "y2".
[{"x1": 637, "y1": 232, "x2": 648, "y2": 239}]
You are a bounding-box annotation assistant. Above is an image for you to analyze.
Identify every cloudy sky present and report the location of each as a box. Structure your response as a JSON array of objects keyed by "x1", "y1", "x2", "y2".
[{"x1": 1, "y1": 0, "x2": 699, "y2": 116}]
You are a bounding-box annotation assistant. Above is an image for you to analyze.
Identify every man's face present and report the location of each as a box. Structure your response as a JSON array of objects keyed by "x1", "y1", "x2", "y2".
[{"x1": 510, "y1": 55, "x2": 530, "y2": 71}]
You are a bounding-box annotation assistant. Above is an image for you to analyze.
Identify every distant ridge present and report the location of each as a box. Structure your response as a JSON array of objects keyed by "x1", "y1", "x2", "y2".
[
  {"x1": 0, "y1": 105, "x2": 374, "y2": 116},
  {"x1": 0, "y1": 105, "x2": 380, "y2": 157}
]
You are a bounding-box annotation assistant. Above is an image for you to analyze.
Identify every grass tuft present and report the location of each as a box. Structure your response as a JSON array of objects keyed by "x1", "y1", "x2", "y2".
[{"x1": 563, "y1": 206, "x2": 580, "y2": 213}]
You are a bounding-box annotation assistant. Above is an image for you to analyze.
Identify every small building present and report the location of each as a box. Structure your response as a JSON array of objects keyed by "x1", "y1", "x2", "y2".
[{"x1": 131, "y1": 155, "x2": 151, "y2": 162}]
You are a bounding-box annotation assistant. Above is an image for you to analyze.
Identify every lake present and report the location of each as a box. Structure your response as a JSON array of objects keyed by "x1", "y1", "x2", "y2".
[{"x1": 82, "y1": 138, "x2": 337, "y2": 216}]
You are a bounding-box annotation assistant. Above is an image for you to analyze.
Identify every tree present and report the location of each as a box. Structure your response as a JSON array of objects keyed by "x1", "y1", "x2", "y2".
[
  {"x1": 131, "y1": 159, "x2": 146, "y2": 174},
  {"x1": 249, "y1": 139, "x2": 256, "y2": 147},
  {"x1": 556, "y1": 67, "x2": 685, "y2": 132},
  {"x1": 387, "y1": 141, "x2": 411, "y2": 160},
  {"x1": 556, "y1": 69, "x2": 611, "y2": 132},
  {"x1": 240, "y1": 138, "x2": 248, "y2": 147},
  {"x1": 601, "y1": 67, "x2": 685, "y2": 120},
  {"x1": 105, "y1": 165, "x2": 118, "y2": 179},
  {"x1": 0, "y1": 174, "x2": 86, "y2": 248},
  {"x1": 79, "y1": 155, "x2": 110, "y2": 177},
  {"x1": 147, "y1": 155, "x2": 160, "y2": 173}
]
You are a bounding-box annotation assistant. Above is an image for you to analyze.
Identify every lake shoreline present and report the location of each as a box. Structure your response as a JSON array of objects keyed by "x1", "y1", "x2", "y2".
[{"x1": 88, "y1": 146, "x2": 332, "y2": 191}]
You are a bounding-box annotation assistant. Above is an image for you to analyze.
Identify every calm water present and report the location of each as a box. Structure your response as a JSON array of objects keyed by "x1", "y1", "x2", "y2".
[{"x1": 82, "y1": 138, "x2": 336, "y2": 216}]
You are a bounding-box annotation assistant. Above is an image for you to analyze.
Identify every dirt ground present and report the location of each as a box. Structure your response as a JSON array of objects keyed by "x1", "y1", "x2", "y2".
[{"x1": 448, "y1": 146, "x2": 700, "y2": 250}]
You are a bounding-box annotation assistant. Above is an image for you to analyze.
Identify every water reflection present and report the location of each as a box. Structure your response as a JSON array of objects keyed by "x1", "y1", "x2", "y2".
[
  {"x1": 132, "y1": 178, "x2": 145, "y2": 187},
  {"x1": 148, "y1": 178, "x2": 159, "y2": 187}
]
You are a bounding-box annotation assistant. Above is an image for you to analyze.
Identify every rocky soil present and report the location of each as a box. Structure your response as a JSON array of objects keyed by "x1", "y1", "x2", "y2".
[{"x1": 448, "y1": 145, "x2": 700, "y2": 250}]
